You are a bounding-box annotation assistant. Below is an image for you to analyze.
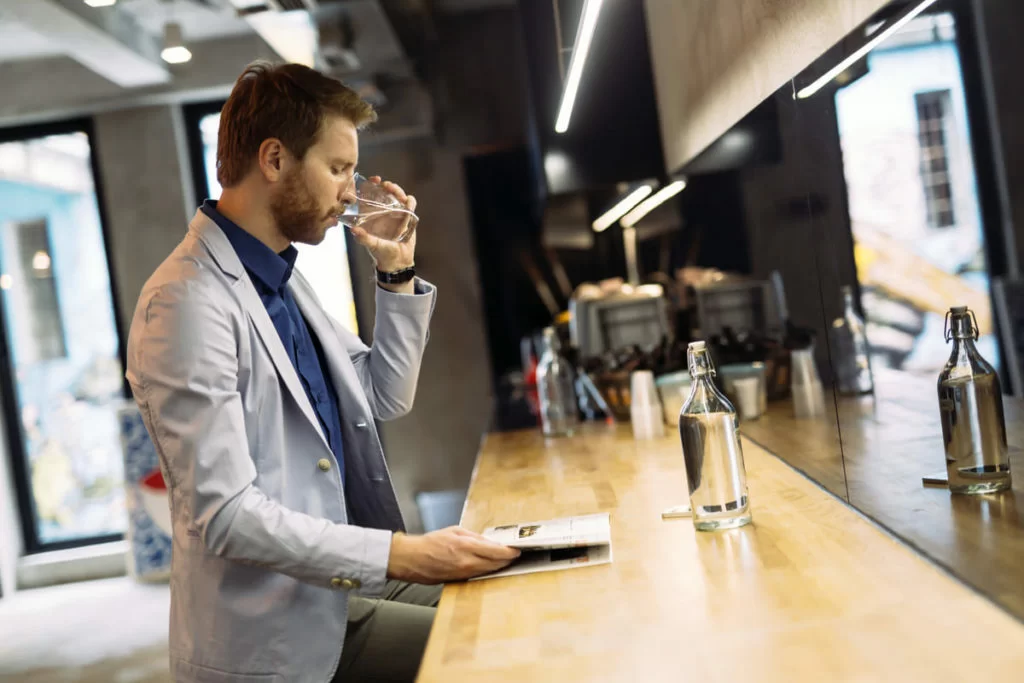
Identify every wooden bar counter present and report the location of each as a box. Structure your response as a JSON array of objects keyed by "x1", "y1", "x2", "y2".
[
  {"x1": 417, "y1": 423, "x2": 1024, "y2": 682},
  {"x1": 743, "y1": 369, "x2": 1024, "y2": 621}
]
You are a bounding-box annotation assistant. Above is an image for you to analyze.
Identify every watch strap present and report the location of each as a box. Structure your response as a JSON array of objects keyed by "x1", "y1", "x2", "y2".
[{"x1": 377, "y1": 266, "x2": 416, "y2": 284}]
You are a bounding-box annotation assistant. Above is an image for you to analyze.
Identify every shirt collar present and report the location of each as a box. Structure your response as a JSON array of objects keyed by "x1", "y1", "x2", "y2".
[{"x1": 201, "y1": 199, "x2": 298, "y2": 292}]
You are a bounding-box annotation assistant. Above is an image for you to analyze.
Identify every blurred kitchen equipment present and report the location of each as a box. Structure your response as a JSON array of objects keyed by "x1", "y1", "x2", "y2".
[
  {"x1": 718, "y1": 363, "x2": 767, "y2": 420},
  {"x1": 570, "y1": 282, "x2": 672, "y2": 360},
  {"x1": 630, "y1": 370, "x2": 665, "y2": 440},
  {"x1": 938, "y1": 305, "x2": 1011, "y2": 494},
  {"x1": 678, "y1": 341, "x2": 752, "y2": 531},
  {"x1": 791, "y1": 347, "x2": 826, "y2": 418},
  {"x1": 591, "y1": 370, "x2": 633, "y2": 421},
  {"x1": 656, "y1": 370, "x2": 692, "y2": 426},
  {"x1": 577, "y1": 372, "x2": 614, "y2": 422},
  {"x1": 693, "y1": 277, "x2": 784, "y2": 341},
  {"x1": 536, "y1": 327, "x2": 579, "y2": 436}
]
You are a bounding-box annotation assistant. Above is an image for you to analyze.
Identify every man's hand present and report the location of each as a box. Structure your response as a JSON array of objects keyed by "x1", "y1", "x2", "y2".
[
  {"x1": 386, "y1": 526, "x2": 521, "y2": 584},
  {"x1": 349, "y1": 176, "x2": 417, "y2": 279}
]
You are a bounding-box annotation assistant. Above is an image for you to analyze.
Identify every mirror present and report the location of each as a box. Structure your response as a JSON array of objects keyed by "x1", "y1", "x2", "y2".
[{"x1": 688, "y1": 0, "x2": 1024, "y2": 621}]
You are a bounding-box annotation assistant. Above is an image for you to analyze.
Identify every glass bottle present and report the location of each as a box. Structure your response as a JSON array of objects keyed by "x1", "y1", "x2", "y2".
[
  {"x1": 830, "y1": 285, "x2": 874, "y2": 396},
  {"x1": 938, "y1": 306, "x2": 1011, "y2": 494},
  {"x1": 536, "y1": 327, "x2": 579, "y2": 437},
  {"x1": 678, "y1": 341, "x2": 752, "y2": 530}
]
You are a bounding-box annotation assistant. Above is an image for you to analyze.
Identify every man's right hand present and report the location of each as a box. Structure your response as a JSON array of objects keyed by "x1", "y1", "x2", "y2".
[{"x1": 386, "y1": 526, "x2": 521, "y2": 584}]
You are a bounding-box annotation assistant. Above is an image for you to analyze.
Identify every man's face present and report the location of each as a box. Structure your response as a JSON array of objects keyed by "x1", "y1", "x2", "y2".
[{"x1": 269, "y1": 115, "x2": 359, "y2": 246}]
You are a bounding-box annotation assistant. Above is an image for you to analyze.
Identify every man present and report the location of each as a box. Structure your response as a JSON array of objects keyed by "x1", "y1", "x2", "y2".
[{"x1": 126, "y1": 61, "x2": 519, "y2": 682}]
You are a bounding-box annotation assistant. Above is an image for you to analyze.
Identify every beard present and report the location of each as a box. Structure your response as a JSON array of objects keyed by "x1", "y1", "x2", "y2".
[{"x1": 268, "y1": 165, "x2": 338, "y2": 246}]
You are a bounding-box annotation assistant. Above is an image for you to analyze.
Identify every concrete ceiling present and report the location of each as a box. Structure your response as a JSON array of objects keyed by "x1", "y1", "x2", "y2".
[
  {"x1": 0, "y1": 0, "x2": 412, "y2": 86},
  {"x1": 0, "y1": 0, "x2": 171, "y2": 87},
  {"x1": 119, "y1": 0, "x2": 254, "y2": 42},
  {"x1": 0, "y1": 19, "x2": 64, "y2": 62}
]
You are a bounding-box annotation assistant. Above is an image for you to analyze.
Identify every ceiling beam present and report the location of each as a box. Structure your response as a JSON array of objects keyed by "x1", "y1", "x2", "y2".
[{"x1": 0, "y1": 0, "x2": 170, "y2": 88}]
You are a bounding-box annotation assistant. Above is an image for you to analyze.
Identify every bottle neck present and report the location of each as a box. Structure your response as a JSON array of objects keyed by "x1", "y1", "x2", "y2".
[
  {"x1": 688, "y1": 351, "x2": 715, "y2": 379},
  {"x1": 949, "y1": 315, "x2": 975, "y2": 341}
]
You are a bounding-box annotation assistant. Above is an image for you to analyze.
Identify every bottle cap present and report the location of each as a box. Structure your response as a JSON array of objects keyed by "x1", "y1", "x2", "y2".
[
  {"x1": 950, "y1": 305, "x2": 969, "y2": 315},
  {"x1": 688, "y1": 341, "x2": 706, "y2": 352}
]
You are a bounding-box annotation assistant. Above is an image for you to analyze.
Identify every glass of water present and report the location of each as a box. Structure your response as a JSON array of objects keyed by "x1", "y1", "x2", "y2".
[{"x1": 337, "y1": 173, "x2": 418, "y2": 243}]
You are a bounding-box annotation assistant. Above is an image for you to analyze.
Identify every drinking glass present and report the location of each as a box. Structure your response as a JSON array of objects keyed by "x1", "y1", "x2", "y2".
[{"x1": 337, "y1": 173, "x2": 418, "y2": 243}]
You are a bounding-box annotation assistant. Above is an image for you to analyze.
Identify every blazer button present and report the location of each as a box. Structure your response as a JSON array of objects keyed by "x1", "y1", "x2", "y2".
[
  {"x1": 317, "y1": 458, "x2": 332, "y2": 472},
  {"x1": 330, "y1": 577, "x2": 360, "y2": 590}
]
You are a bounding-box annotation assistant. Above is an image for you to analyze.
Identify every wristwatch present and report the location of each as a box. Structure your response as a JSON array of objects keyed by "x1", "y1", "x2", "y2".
[{"x1": 376, "y1": 265, "x2": 416, "y2": 285}]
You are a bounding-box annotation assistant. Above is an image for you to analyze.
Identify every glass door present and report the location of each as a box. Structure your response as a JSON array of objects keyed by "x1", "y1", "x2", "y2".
[{"x1": 0, "y1": 120, "x2": 127, "y2": 551}]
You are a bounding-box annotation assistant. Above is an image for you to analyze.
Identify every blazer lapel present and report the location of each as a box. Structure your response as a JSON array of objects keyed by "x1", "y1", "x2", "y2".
[
  {"x1": 191, "y1": 212, "x2": 329, "y2": 450},
  {"x1": 288, "y1": 276, "x2": 370, "y2": 420}
]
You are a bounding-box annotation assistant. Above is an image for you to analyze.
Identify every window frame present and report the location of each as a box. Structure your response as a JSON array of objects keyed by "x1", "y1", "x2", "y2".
[{"x1": 0, "y1": 116, "x2": 128, "y2": 554}]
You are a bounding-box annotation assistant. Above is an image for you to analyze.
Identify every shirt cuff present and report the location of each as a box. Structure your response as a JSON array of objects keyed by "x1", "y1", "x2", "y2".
[{"x1": 375, "y1": 277, "x2": 431, "y2": 297}]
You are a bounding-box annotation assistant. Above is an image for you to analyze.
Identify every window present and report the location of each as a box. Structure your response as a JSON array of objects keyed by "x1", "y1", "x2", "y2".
[
  {"x1": 0, "y1": 121, "x2": 126, "y2": 551},
  {"x1": 915, "y1": 89, "x2": 955, "y2": 228}
]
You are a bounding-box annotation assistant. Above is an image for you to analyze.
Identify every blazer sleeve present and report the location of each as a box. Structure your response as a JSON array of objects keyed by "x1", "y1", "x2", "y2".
[
  {"x1": 125, "y1": 280, "x2": 392, "y2": 596},
  {"x1": 331, "y1": 279, "x2": 437, "y2": 421}
]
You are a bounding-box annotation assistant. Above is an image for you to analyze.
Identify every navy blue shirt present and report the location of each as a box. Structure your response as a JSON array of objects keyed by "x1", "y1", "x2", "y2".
[{"x1": 202, "y1": 200, "x2": 346, "y2": 484}]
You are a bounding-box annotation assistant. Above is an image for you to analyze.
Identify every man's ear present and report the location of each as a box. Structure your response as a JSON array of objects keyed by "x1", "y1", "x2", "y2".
[{"x1": 257, "y1": 138, "x2": 285, "y2": 182}]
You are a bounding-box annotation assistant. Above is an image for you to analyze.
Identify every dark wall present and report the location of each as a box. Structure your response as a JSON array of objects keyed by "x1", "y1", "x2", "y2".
[
  {"x1": 348, "y1": 6, "x2": 536, "y2": 529},
  {"x1": 519, "y1": 0, "x2": 665, "y2": 194},
  {"x1": 971, "y1": 0, "x2": 1024, "y2": 276}
]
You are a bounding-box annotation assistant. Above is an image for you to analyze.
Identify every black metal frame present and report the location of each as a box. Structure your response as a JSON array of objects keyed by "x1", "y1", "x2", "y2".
[
  {"x1": 943, "y1": 0, "x2": 1013, "y2": 383},
  {"x1": 0, "y1": 117, "x2": 127, "y2": 553},
  {"x1": 180, "y1": 100, "x2": 371, "y2": 342}
]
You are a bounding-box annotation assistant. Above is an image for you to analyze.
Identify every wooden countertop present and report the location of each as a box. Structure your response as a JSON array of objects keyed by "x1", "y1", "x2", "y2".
[
  {"x1": 742, "y1": 369, "x2": 1024, "y2": 621},
  {"x1": 417, "y1": 423, "x2": 1024, "y2": 682}
]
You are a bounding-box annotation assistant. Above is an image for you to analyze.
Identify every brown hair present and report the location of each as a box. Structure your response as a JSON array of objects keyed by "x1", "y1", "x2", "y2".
[{"x1": 216, "y1": 61, "x2": 377, "y2": 188}]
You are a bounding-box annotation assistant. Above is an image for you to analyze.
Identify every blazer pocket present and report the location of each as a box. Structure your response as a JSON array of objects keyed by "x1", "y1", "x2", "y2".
[{"x1": 173, "y1": 658, "x2": 283, "y2": 683}]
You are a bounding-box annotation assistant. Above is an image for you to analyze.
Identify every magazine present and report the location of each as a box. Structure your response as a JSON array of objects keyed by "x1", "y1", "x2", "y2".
[{"x1": 469, "y1": 512, "x2": 612, "y2": 581}]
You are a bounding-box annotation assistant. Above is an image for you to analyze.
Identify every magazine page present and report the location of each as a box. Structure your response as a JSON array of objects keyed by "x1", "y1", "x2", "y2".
[
  {"x1": 468, "y1": 543, "x2": 612, "y2": 582},
  {"x1": 481, "y1": 512, "x2": 610, "y2": 550}
]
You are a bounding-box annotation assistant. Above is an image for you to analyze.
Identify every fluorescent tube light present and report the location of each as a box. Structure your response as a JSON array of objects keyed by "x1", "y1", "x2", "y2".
[
  {"x1": 554, "y1": 0, "x2": 605, "y2": 133},
  {"x1": 592, "y1": 185, "x2": 652, "y2": 232},
  {"x1": 796, "y1": 0, "x2": 938, "y2": 99},
  {"x1": 620, "y1": 180, "x2": 686, "y2": 228}
]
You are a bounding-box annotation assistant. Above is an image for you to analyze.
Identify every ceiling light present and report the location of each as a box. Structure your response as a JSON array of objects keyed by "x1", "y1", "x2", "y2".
[
  {"x1": 796, "y1": 0, "x2": 938, "y2": 99},
  {"x1": 32, "y1": 251, "x2": 51, "y2": 273},
  {"x1": 84, "y1": 0, "x2": 117, "y2": 7},
  {"x1": 620, "y1": 180, "x2": 686, "y2": 228},
  {"x1": 592, "y1": 185, "x2": 652, "y2": 232},
  {"x1": 161, "y1": 22, "x2": 192, "y2": 64},
  {"x1": 554, "y1": 0, "x2": 605, "y2": 134}
]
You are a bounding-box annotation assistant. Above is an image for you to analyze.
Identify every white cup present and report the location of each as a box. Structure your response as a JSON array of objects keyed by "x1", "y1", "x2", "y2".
[
  {"x1": 630, "y1": 371, "x2": 665, "y2": 440},
  {"x1": 732, "y1": 376, "x2": 762, "y2": 421}
]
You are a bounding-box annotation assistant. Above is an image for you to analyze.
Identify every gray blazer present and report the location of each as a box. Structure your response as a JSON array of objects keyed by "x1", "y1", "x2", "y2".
[{"x1": 126, "y1": 210, "x2": 436, "y2": 682}]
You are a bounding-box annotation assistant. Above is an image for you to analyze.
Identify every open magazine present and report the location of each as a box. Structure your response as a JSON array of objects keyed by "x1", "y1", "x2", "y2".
[{"x1": 469, "y1": 512, "x2": 612, "y2": 581}]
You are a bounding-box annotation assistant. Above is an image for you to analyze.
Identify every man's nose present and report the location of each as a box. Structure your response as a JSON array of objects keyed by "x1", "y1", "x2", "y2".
[{"x1": 340, "y1": 177, "x2": 357, "y2": 204}]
